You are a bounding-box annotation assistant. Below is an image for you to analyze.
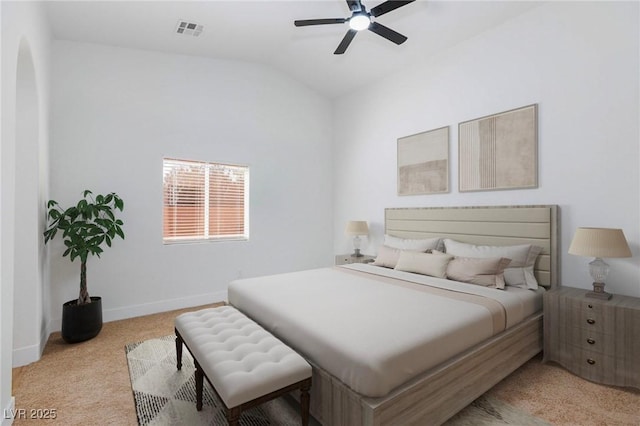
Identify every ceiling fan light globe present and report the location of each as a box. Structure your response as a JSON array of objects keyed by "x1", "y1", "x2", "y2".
[{"x1": 349, "y1": 14, "x2": 370, "y2": 31}]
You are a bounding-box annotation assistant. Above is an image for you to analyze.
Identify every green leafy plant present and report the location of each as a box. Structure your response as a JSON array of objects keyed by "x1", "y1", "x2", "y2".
[{"x1": 44, "y1": 190, "x2": 125, "y2": 305}]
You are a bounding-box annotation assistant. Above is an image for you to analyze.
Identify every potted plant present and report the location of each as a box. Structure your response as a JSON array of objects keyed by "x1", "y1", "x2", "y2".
[{"x1": 44, "y1": 190, "x2": 125, "y2": 343}]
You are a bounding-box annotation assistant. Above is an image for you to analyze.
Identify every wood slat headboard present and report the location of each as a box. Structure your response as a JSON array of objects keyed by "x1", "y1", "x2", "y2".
[{"x1": 385, "y1": 205, "x2": 558, "y2": 288}]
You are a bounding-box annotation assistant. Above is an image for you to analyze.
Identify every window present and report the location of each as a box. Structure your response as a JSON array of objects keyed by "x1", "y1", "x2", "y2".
[{"x1": 163, "y1": 158, "x2": 249, "y2": 243}]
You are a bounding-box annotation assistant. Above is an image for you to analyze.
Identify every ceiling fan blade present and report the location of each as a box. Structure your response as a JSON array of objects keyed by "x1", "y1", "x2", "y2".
[
  {"x1": 368, "y1": 21, "x2": 407, "y2": 45},
  {"x1": 346, "y1": 0, "x2": 363, "y2": 12},
  {"x1": 295, "y1": 18, "x2": 347, "y2": 27},
  {"x1": 370, "y1": 0, "x2": 415, "y2": 17},
  {"x1": 334, "y1": 29, "x2": 358, "y2": 54}
]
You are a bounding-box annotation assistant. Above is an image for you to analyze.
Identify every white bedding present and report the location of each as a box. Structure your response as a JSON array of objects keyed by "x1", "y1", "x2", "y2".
[{"x1": 227, "y1": 263, "x2": 543, "y2": 398}]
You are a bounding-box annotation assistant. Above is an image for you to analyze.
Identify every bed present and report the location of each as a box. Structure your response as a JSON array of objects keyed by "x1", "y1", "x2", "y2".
[{"x1": 228, "y1": 205, "x2": 558, "y2": 425}]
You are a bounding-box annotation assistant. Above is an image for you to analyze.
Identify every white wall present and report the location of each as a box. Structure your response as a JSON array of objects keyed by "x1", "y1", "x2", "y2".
[
  {"x1": 2, "y1": 6, "x2": 637, "y2": 410},
  {"x1": 49, "y1": 41, "x2": 333, "y2": 328},
  {"x1": 1, "y1": 0, "x2": 51, "y2": 419},
  {"x1": 333, "y1": 2, "x2": 640, "y2": 297}
]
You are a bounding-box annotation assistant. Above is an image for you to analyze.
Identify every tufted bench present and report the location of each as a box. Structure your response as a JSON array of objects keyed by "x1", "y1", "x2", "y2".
[{"x1": 174, "y1": 305, "x2": 312, "y2": 426}]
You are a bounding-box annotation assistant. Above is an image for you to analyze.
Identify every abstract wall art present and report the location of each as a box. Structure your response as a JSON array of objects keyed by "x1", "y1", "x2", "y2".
[
  {"x1": 458, "y1": 104, "x2": 537, "y2": 192},
  {"x1": 397, "y1": 126, "x2": 449, "y2": 196}
]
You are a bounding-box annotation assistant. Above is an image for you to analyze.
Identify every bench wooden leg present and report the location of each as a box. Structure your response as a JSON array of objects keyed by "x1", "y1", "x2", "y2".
[
  {"x1": 175, "y1": 330, "x2": 183, "y2": 370},
  {"x1": 226, "y1": 406, "x2": 242, "y2": 426},
  {"x1": 300, "y1": 378, "x2": 311, "y2": 426},
  {"x1": 195, "y1": 360, "x2": 204, "y2": 411}
]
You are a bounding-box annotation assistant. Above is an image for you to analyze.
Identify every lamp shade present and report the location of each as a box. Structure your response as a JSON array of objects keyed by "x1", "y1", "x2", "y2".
[
  {"x1": 345, "y1": 221, "x2": 369, "y2": 236},
  {"x1": 568, "y1": 227, "x2": 632, "y2": 258}
]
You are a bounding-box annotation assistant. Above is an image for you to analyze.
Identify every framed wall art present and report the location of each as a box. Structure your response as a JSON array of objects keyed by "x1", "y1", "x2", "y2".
[
  {"x1": 458, "y1": 104, "x2": 537, "y2": 192},
  {"x1": 397, "y1": 126, "x2": 449, "y2": 196}
]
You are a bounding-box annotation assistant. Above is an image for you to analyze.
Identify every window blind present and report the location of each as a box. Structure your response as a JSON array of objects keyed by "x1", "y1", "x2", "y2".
[{"x1": 163, "y1": 158, "x2": 249, "y2": 243}]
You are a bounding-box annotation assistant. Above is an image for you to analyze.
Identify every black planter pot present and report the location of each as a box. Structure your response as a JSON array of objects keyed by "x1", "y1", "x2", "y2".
[{"x1": 61, "y1": 296, "x2": 103, "y2": 343}]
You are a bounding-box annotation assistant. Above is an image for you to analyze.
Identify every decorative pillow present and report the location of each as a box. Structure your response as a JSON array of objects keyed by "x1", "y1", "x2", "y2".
[
  {"x1": 384, "y1": 235, "x2": 443, "y2": 252},
  {"x1": 394, "y1": 251, "x2": 454, "y2": 278},
  {"x1": 446, "y1": 256, "x2": 512, "y2": 289},
  {"x1": 372, "y1": 245, "x2": 405, "y2": 268},
  {"x1": 443, "y1": 239, "x2": 542, "y2": 290}
]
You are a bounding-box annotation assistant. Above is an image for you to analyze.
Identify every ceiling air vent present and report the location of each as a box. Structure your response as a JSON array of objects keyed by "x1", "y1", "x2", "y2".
[{"x1": 176, "y1": 20, "x2": 203, "y2": 37}]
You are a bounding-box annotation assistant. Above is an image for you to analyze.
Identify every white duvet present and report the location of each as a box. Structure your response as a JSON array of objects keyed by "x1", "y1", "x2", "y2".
[{"x1": 227, "y1": 264, "x2": 542, "y2": 398}]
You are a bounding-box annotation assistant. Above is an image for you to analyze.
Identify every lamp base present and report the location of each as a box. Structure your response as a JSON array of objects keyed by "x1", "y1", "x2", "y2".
[
  {"x1": 351, "y1": 249, "x2": 363, "y2": 258},
  {"x1": 586, "y1": 282, "x2": 612, "y2": 300}
]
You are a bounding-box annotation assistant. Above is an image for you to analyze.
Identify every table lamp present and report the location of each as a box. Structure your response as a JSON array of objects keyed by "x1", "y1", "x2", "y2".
[
  {"x1": 345, "y1": 221, "x2": 368, "y2": 257},
  {"x1": 568, "y1": 227, "x2": 632, "y2": 300}
]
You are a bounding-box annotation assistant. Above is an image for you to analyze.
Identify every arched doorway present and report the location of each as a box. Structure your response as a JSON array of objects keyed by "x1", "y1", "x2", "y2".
[{"x1": 13, "y1": 37, "x2": 45, "y2": 366}]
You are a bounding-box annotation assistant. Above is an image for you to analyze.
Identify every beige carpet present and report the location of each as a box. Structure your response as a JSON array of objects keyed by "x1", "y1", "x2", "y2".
[{"x1": 12, "y1": 303, "x2": 640, "y2": 425}]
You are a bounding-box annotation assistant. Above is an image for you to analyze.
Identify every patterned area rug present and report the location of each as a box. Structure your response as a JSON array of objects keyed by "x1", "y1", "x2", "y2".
[
  {"x1": 125, "y1": 336, "x2": 550, "y2": 425},
  {"x1": 444, "y1": 395, "x2": 550, "y2": 426},
  {"x1": 125, "y1": 335, "x2": 302, "y2": 425}
]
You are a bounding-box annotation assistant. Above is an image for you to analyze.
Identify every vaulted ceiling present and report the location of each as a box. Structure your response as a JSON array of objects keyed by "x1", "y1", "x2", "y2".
[{"x1": 45, "y1": 1, "x2": 542, "y2": 98}]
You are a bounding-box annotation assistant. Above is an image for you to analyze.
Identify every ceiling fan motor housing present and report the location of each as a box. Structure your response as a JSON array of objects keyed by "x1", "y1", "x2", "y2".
[{"x1": 294, "y1": 0, "x2": 416, "y2": 54}]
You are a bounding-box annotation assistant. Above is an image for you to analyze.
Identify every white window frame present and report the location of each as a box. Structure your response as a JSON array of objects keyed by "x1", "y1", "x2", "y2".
[{"x1": 162, "y1": 157, "x2": 249, "y2": 244}]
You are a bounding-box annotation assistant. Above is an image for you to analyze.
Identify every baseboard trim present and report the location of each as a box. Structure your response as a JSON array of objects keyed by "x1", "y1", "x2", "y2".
[
  {"x1": 48, "y1": 291, "x2": 227, "y2": 333},
  {"x1": 12, "y1": 322, "x2": 50, "y2": 367},
  {"x1": 2, "y1": 396, "x2": 15, "y2": 426},
  {"x1": 11, "y1": 343, "x2": 41, "y2": 368}
]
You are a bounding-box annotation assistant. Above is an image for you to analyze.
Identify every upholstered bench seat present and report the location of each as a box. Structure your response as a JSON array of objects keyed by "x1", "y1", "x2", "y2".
[{"x1": 175, "y1": 305, "x2": 312, "y2": 425}]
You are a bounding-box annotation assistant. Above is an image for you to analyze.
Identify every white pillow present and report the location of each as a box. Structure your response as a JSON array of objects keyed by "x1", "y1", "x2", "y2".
[
  {"x1": 443, "y1": 239, "x2": 542, "y2": 290},
  {"x1": 394, "y1": 251, "x2": 454, "y2": 278},
  {"x1": 384, "y1": 235, "x2": 442, "y2": 252},
  {"x1": 446, "y1": 256, "x2": 512, "y2": 289}
]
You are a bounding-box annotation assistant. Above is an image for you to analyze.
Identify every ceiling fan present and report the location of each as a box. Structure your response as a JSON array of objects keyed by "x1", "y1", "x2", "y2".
[{"x1": 294, "y1": 0, "x2": 416, "y2": 55}]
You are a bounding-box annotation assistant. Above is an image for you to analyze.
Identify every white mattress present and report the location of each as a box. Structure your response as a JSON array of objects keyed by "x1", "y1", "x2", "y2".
[{"x1": 227, "y1": 264, "x2": 543, "y2": 398}]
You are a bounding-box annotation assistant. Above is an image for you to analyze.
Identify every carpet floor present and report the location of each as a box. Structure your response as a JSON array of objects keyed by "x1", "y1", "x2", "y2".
[{"x1": 12, "y1": 303, "x2": 640, "y2": 425}]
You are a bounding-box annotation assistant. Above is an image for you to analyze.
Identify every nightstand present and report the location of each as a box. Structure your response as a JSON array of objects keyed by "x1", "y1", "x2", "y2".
[
  {"x1": 335, "y1": 254, "x2": 375, "y2": 265},
  {"x1": 543, "y1": 286, "x2": 640, "y2": 389}
]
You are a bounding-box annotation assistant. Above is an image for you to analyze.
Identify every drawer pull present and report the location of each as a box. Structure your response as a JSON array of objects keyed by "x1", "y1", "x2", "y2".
[
  {"x1": 588, "y1": 304, "x2": 593, "y2": 309},
  {"x1": 587, "y1": 338, "x2": 596, "y2": 345},
  {"x1": 586, "y1": 318, "x2": 596, "y2": 325},
  {"x1": 587, "y1": 358, "x2": 596, "y2": 365}
]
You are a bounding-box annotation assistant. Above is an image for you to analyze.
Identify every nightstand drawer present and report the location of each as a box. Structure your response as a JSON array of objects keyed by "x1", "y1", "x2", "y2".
[
  {"x1": 565, "y1": 297, "x2": 615, "y2": 334},
  {"x1": 566, "y1": 327, "x2": 616, "y2": 356},
  {"x1": 552, "y1": 346, "x2": 639, "y2": 388},
  {"x1": 557, "y1": 348, "x2": 617, "y2": 384}
]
